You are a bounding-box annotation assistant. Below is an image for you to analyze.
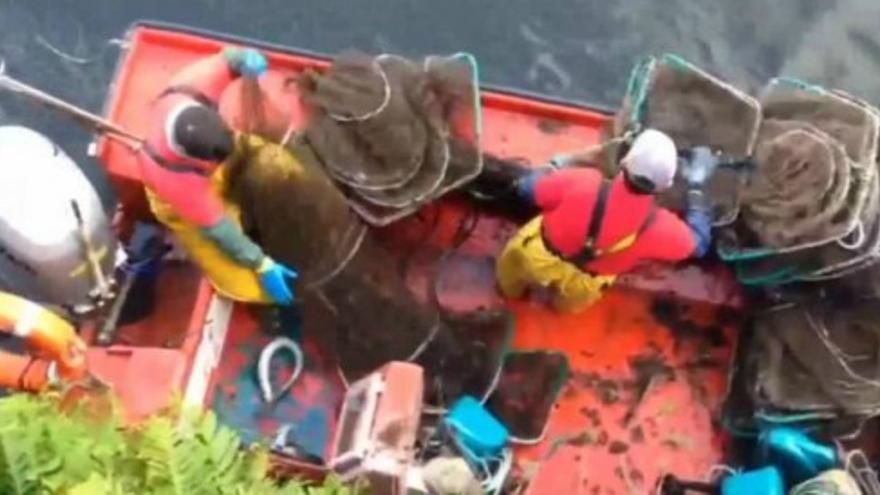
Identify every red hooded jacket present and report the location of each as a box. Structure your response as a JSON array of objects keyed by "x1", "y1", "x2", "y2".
[{"x1": 535, "y1": 167, "x2": 696, "y2": 275}]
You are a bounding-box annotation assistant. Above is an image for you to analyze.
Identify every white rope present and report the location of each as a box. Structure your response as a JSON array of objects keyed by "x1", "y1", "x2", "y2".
[
  {"x1": 845, "y1": 449, "x2": 880, "y2": 495},
  {"x1": 837, "y1": 221, "x2": 867, "y2": 250},
  {"x1": 655, "y1": 473, "x2": 667, "y2": 495},
  {"x1": 805, "y1": 310, "x2": 880, "y2": 389},
  {"x1": 280, "y1": 121, "x2": 296, "y2": 147},
  {"x1": 554, "y1": 132, "x2": 633, "y2": 170},
  {"x1": 35, "y1": 35, "x2": 92, "y2": 64},
  {"x1": 705, "y1": 464, "x2": 738, "y2": 483},
  {"x1": 306, "y1": 223, "x2": 367, "y2": 289},
  {"x1": 480, "y1": 356, "x2": 504, "y2": 405},
  {"x1": 328, "y1": 56, "x2": 391, "y2": 123}
]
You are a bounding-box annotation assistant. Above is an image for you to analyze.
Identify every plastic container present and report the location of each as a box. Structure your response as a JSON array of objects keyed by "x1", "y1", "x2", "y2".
[
  {"x1": 444, "y1": 396, "x2": 509, "y2": 460},
  {"x1": 721, "y1": 467, "x2": 785, "y2": 495}
]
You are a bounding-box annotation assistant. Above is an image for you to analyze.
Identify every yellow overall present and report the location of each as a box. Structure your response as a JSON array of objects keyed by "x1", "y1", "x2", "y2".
[
  {"x1": 145, "y1": 163, "x2": 271, "y2": 304},
  {"x1": 496, "y1": 216, "x2": 636, "y2": 313}
]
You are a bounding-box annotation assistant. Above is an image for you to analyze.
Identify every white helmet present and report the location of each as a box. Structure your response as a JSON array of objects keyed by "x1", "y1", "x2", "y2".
[{"x1": 621, "y1": 128, "x2": 678, "y2": 192}]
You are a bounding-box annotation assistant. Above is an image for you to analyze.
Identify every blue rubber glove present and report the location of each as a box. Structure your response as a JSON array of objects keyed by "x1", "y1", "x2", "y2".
[
  {"x1": 686, "y1": 189, "x2": 713, "y2": 258},
  {"x1": 224, "y1": 47, "x2": 268, "y2": 78},
  {"x1": 684, "y1": 146, "x2": 721, "y2": 187},
  {"x1": 257, "y1": 257, "x2": 298, "y2": 305},
  {"x1": 516, "y1": 167, "x2": 553, "y2": 204}
]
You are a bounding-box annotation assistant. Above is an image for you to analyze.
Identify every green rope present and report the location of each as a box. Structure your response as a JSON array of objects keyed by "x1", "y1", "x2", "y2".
[
  {"x1": 623, "y1": 55, "x2": 656, "y2": 132},
  {"x1": 659, "y1": 53, "x2": 695, "y2": 73},
  {"x1": 717, "y1": 245, "x2": 781, "y2": 262},
  {"x1": 453, "y1": 52, "x2": 483, "y2": 145},
  {"x1": 735, "y1": 261, "x2": 802, "y2": 286},
  {"x1": 772, "y1": 76, "x2": 826, "y2": 94}
]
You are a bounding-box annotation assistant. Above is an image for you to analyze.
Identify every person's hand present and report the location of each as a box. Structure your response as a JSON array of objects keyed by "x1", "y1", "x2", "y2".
[
  {"x1": 257, "y1": 257, "x2": 298, "y2": 305},
  {"x1": 516, "y1": 167, "x2": 554, "y2": 201},
  {"x1": 684, "y1": 146, "x2": 721, "y2": 187},
  {"x1": 547, "y1": 153, "x2": 574, "y2": 169},
  {"x1": 224, "y1": 47, "x2": 268, "y2": 78}
]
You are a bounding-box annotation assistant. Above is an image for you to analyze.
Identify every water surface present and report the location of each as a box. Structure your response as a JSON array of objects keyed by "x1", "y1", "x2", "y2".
[{"x1": 0, "y1": 0, "x2": 877, "y2": 196}]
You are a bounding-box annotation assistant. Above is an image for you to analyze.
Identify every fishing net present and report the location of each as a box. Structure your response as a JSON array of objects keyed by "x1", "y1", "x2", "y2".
[
  {"x1": 223, "y1": 134, "x2": 509, "y2": 406},
  {"x1": 485, "y1": 351, "x2": 571, "y2": 442},
  {"x1": 612, "y1": 53, "x2": 761, "y2": 223},
  {"x1": 713, "y1": 79, "x2": 880, "y2": 284},
  {"x1": 744, "y1": 299, "x2": 880, "y2": 419},
  {"x1": 298, "y1": 52, "x2": 482, "y2": 226},
  {"x1": 742, "y1": 122, "x2": 854, "y2": 249},
  {"x1": 760, "y1": 79, "x2": 880, "y2": 168}
]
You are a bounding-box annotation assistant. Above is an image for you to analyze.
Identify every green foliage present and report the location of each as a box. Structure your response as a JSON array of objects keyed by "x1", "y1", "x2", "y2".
[{"x1": 0, "y1": 393, "x2": 358, "y2": 495}]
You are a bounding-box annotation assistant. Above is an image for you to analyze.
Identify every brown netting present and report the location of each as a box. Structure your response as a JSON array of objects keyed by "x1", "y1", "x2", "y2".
[
  {"x1": 223, "y1": 134, "x2": 508, "y2": 408},
  {"x1": 611, "y1": 54, "x2": 761, "y2": 223},
  {"x1": 740, "y1": 122, "x2": 854, "y2": 249},
  {"x1": 219, "y1": 75, "x2": 574, "y2": 431},
  {"x1": 715, "y1": 79, "x2": 880, "y2": 286},
  {"x1": 745, "y1": 300, "x2": 880, "y2": 418},
  {"x1": 760, "y1": 82, "x2": 879, "y2": 168},
  {"x1": 616, "y1": 54, "x2": 761, "y2": 158},
  {"x1": 297, "y1": 52, "x2": 482, "y2": 226}
]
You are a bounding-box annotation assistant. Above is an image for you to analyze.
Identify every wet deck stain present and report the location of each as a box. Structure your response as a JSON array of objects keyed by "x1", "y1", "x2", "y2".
[
  {"x1": 630, "y1": 469, "x2": 645, "y2": 485},
  {"x1": 650, "y1": 297, "x2": 729, "y2": 350},
  {"x1": 596, "y1": 379, "x2": 621, "y2": 405},
  {"x1": 579, "y1": 406, "x2": 602, "y2": 427},
  {"x1": 630, "y1": 425, "x2": 645, "y2": 443},
  {"x1": 544, "y1": 429, "x2": 596, "y2": 459},
  {"x1": 537, "y1": 118, "x2": 570, "y2": 135},
  {"x1": 608, "y1": 440, "x2": 629, "y2": 454}
]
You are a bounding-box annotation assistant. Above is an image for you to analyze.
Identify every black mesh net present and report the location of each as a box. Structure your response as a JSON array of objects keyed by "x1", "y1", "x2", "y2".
[
  {"x1": 611, "y1": 54, "x2": 761, "y2": 223},
  {"x1": 485, "y1": 351, "x2": 571, "y2": 442},
  {"x1": 223, "y1": 135, "x2": 509, "y2": 408},
  {"x1": 744, "y1": 298, "x2": 880, "y2": 419},
  {"x1": 297, "y1": 52, "x2": 482, "y2": 226},
  {"x1": 715, "y1": 80, "x2": 880, "y2": 285}
]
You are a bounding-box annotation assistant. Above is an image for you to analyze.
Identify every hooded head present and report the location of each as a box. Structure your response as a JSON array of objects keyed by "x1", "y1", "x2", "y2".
[{"x1": 167, "y1": 103, "x2": 234, "y2": 163}]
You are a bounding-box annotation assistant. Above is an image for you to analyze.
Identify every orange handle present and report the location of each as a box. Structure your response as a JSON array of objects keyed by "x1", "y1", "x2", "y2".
[
  {"x1": 0, "y1": 291, "x2": 87, "y2": 379},
  {"x1": 0, "y1": 350, "x2": 53, "y2": 392}
]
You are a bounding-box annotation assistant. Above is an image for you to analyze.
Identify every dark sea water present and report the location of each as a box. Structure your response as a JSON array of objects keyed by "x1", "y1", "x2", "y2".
[{"x1": 0, "y1": 0, "x2": 878, "y2": 199}]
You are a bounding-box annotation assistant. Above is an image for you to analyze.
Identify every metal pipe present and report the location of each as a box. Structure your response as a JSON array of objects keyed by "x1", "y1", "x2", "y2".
[{"x1": 0, "y1": 59, "x2": 144, "y2": 146}]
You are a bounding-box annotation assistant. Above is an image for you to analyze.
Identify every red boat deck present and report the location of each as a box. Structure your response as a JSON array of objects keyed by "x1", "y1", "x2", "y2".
[{"x1": 92, "y1": 21, "x2": 743, "y2": 494}]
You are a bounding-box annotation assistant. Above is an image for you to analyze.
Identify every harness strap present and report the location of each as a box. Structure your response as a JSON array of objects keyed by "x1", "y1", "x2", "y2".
[
  {"x1": 569, "y1": 182, "x2": 611, "y2": 266},
  {"x1": 158, "y1": 85, "x2": 217, "y2": 110},
  {"x1": 545, "y1": 180, "x2": 657, "y2": 267},
  {"x1": 143, "y1": 142, "x2": 210, "y2": 177}
]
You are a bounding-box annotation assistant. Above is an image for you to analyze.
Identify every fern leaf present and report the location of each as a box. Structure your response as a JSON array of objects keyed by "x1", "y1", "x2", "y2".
[
  {"x1": 0, "y1": 425, "x2": 39, "y2": 495},
  {"x1": 67, "y1": 473, "x2": 122, "y2": 495},
  {"x1": 138, "y1": 415, "x2": 210, "y2": 495}
]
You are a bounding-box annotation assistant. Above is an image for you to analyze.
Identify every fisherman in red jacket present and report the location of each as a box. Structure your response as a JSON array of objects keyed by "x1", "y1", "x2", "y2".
[
  {"x1": 138, "y1": 47, "x2": 298, "y2": 305},
  {"x1": 496, "y1": 129, "x2": 718, "y2": 312}
]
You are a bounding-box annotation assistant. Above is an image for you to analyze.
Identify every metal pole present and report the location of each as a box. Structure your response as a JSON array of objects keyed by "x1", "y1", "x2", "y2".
[{"x1": 0, "y1": 59, "x2": 144, "y2": 146}]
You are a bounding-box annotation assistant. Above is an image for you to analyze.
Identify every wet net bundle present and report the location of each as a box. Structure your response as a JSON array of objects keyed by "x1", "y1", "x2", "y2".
[
  {"x1": 223, "y1": 134, "x2": 508, "y2": 409},
  {"x1": 611, "y1": 53, "x2": 761, "y2": 222},
  {"x1": 717, "y1": 79, "x2": 880, "y2": 285},
  {"x1": 297, "y1": 52, "x2": 483, "y2": 226},
  {"x1": 745, "y1": 299, "x2": 880, "y2": 420},
  {"x1": 610, "y1": 55, "x2": 880, "y2": 430}
]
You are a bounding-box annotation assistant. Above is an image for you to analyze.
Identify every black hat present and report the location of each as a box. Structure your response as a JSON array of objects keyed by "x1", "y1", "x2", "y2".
[{"x1": 172, "y1": 105, "x2": 234, "y2": 162}]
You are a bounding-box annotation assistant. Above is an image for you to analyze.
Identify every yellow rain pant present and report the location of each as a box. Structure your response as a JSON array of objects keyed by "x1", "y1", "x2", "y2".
[
  {"x1": 496, "y1": 216, "x2": 618, "y2": 313},
  {"x1": 145, "y1": 165, "x2": 271, "y2": 304}
]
